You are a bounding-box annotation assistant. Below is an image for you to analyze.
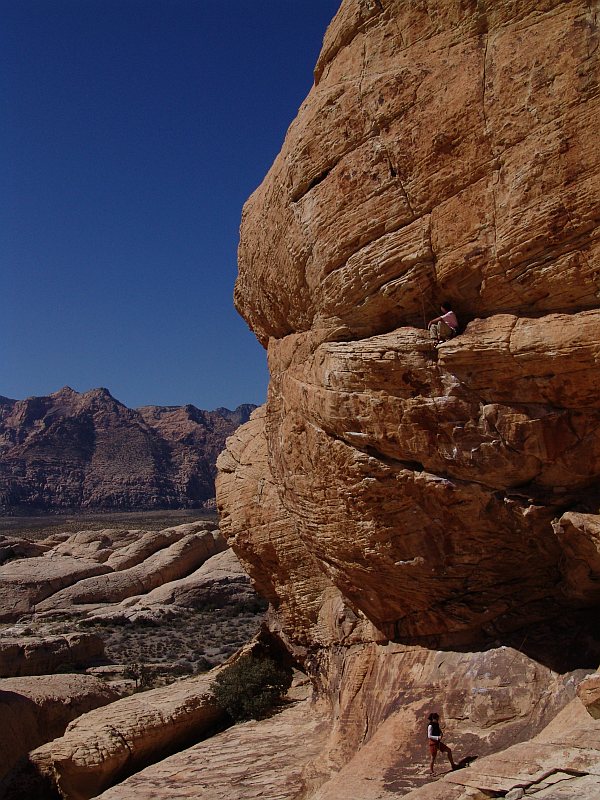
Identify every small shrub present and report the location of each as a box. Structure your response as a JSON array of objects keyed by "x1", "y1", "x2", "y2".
[
  {"x1": 123, "y1": 661, "x2": 154, "y2": 690},
  {"x1": 210, "y1": 654, "x2": 292, "y2": 721},
  {"x1": 195, "y1": 655, "x2": 211, "y2": 672}
]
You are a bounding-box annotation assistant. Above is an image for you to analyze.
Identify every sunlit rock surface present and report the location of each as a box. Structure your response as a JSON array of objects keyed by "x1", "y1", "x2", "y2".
[
  {"x1": 93, "y1": 687, "x2": 327, "y2": 800},
  {"x1": 217, "y1": 0, "x2": 600, "y2": 797},
  {"x1": 0, "y1": 633, "x2": 104, "y2": 678},
  {"x1": 0, "y1": 674, "x2": 121, "y2": 784},
  {"x1": 0, "y1": 522, "x2": 228, "y2": 622},
  {"x1": 221, "y1": 0, "x2": 600, "y2": 647},
  {"x1": 23, "y1": 671, "x2": 226, "y2": 800}
]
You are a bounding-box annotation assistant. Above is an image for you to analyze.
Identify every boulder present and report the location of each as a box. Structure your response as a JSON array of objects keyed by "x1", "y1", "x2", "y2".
[
  {"x1": 137, "y1": 548, "x2": 255, "y2": 608},
  {"x1": 87, "y1": 548, "x2": 257, "y2": 624},
  {"x1": 35, "y1": 528, "x2": 226, "y2": 612},
  {"x1": 27, "y1": 670, "x2": 227, "y2": 800},
  {"x1": 0, "y1": 556, "x2": 112, "y2": 622},
  {"x1": 105, "y1": 522, "x2": 217, "y2": 571},
  {"x1": 0, "y1": 633, "x2": 104, "y2": 678},
  {"x1": 0, "y1": 536, "x2": 49, "y2": 565},
  {"x1": 578, "y1": 672, "x2": 600, "y2": 719},
  {"x1": 217, "y1": 0, "x2": 600, "y2": 648},
  {"x1": 93, "y1": 691, "x2": 327, "y2": 800},
  {"x1": 0, "y1": 674, "x2": 120, "y2": 783}
]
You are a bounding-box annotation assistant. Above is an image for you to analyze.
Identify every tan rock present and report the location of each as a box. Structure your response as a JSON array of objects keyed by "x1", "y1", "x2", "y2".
[
  {"x1": 0, "y1": 674, "x2": 120, "y2": 783},
  {"x1": 0, "y1": 536, "x2": 49, "y2": 565},
  {"x1": 86, "y1": 548, "x2": 257, "y2": 624},
  {"x1": 0, "y1": 556, "x2": 112, "y2": 622},
  {"x1": 93, "y1": 694, "x2": 328, "y2": 800},
  {"x1": 578, "y1": 672, "x2": 600, "y2": 719},
  {"x1": 0, "y1": 632, "x2": 104, "y2": 678},
  {"x1": 35, "y1": 527, "x2": 226, "y2": 612},
  {"x1": 49, "y1": 528, "x2": 144, "y2": 563},
  {"x1": 216, "y1": 407, "x2": 379, "y2": 653},
  {"x1": 27, "y1": 670, "x2": 227, "y2": 800},
  {"x1": 219, "y1": 0, "x2": 600, "y2": 646},
  {"x1": 553, "y1": 513, "x2": 600, "y2": 603},
  {"x1": 308, "y1": 642, "x2": 587, "y2": 798},
  {"x1": 126, "y1": 547, "x2": 254, "y2": 609},
  {"x1": 236, "y1": 1, "x2": 599, "y2": 344},
  {"x1": 216, "y1": 1, "x2": 600, "y2": 797},
  {"x1": 105, "y1": 521, "x2": 217, "y2": 570}
]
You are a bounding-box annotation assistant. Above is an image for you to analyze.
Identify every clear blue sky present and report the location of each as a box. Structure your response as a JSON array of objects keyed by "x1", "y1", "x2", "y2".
[{"x1": 2, "y1": 0, "x2": 340, "y2": 411}]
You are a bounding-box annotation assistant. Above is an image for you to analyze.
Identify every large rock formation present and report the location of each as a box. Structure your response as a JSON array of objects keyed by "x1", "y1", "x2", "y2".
[
  {"x1": 22, "y1": 669, "x2": 227, "y2": 800},
  {"x1": 0, "y1": 674, "x2": 121, "y2": 785},
  {"x1": 0, "y1": 521, "x2": 226, "y2": 622},
  {"x1": 0, "y1": 387, "x2": 255, "y2": 512},
  {"x1": 218, "y1": 0, "x2": 600, "y2": 655},
  {"x1": 217, "y1": 0, "x2": 600, "y2": 795},
  {"x1": 0, "y1": 633, "x2": 104, "y2": 678}
]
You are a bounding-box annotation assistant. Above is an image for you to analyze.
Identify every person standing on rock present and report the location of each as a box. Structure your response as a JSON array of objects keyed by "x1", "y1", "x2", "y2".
[
  {"x1": 428, "y1": 302, "x2": 459, "y2": 344},
  {"x1": 427, "y1": 712, "x2": 457, "y2": 773}
]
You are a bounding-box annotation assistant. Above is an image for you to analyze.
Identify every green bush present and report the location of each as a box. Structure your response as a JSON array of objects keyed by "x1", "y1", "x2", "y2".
[
  {"x1": 123, "y1": 661, "x2": 154, "y2": 690},
  {"x1": 210, "y1": 654, "x2": 292, "y2": 721}
]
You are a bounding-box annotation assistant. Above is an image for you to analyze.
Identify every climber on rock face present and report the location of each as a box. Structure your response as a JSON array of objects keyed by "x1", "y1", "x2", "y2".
[
  {"x1": 427, "y1": 712, "x2": 457, "y2": 773},
  {"x1": 428, "y1": 302, "x2": 459, "y2": 345}
]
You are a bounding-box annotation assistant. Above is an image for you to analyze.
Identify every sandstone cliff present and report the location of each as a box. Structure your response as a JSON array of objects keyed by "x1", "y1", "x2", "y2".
[
  {"x1": 0, "y1": 387, "x2": 254, "y2": 513},
  {"x1": 217, "y1": 0, "x2": 600, "y2": 795}
]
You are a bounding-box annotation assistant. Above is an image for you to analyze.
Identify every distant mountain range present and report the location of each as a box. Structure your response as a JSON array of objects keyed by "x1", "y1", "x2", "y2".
[{"x1": 0, "y1": 387, "x2": 256, "y2": 514}]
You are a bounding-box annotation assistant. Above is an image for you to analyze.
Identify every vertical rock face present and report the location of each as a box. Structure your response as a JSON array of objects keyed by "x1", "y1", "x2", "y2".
[
  {"x1": 218, "y1": 0, "x2": 600, "y2": 650},
  {"x1": 217, "y1": 0, "x2": 600, "y2": 792}
]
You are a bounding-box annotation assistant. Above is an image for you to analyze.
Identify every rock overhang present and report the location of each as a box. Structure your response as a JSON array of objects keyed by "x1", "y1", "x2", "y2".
[{"x1": 218, "y1": 0, "x2": 600, "y2": 652}]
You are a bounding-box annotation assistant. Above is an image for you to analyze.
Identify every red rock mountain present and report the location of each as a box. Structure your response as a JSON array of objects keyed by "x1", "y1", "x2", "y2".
[{"x1": 0, "y1": 387, "x2": 254, "y2": 512}]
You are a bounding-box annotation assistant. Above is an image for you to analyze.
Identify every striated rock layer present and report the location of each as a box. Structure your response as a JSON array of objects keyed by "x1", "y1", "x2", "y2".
[
  {"x1": 217, "y1": 0, "x2": 600, "y2": 796},
  {"x1": 4, "y1": 670, "x2": 226, "y2": 800},
  {"x1": 0, "y1": 521, "x2": 226, "y2": 622},
  {"x1": 218, "y1": 0, "x2": 600, "y2": 657},
  {"x1": 0, "y1": 633, "x2": 104, "y2": 678},
  {"x1": 93, "y1": 689, "x2": 327, "y2": 800},
  {"x1": 0, "y1": 674, "x2": 121, "y2": 785}
]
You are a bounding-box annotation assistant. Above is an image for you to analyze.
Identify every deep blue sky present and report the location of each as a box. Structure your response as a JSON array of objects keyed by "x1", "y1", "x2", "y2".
[{"x1": 2, "y1": 0, "x2": 340, "y2": 411}]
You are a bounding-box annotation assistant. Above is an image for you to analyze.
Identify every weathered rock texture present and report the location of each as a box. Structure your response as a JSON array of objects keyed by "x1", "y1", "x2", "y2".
[
  {"x1": 24, "y1": 670, "x2": 227, "y2": 800},
  {"x1": 81, "y1": 548, "x2": 255, "y2": 625},
  {"x1": 104, "y1": 548, "x2": 254, "y2": 614},
  {"x1": 308, "y1": 696, "x2": 600, "y2": 800},
  {"x1": 0, "y1": 521, "x2": 225, "y2": 622},
  {"x1": 35, "y1": 528, "x2": 226, "y2": 612},
  {"x1": 217, "y1": 0, "x2": 600, "y2": 797},
  {"x1": 93, "y1": 690, "x2": 327, "y2": 800},
  {"x1": 0, "y1": 555, "x2": 112, "y2": 623},
  {"x1": 0, "y1": 633, "x2": 104, "y2": 678},
  {"x1": 0, "y1": 674, "x2": 120, "y2": 784},
  {"x1": 218, "y1": 0, "x2": 600, "y2": 657},
  {"x1": 0, "y1": 387, "x2": 254, "y2": 512}
]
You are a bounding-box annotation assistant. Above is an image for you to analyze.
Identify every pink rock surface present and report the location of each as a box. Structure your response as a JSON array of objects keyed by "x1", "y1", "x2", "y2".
[
  {"x1": 0, "y1": 674, "x2": 120, "y2": 783},
  {"x1": 0, "y1": 633, "x2": 104, "y2": 678}
]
